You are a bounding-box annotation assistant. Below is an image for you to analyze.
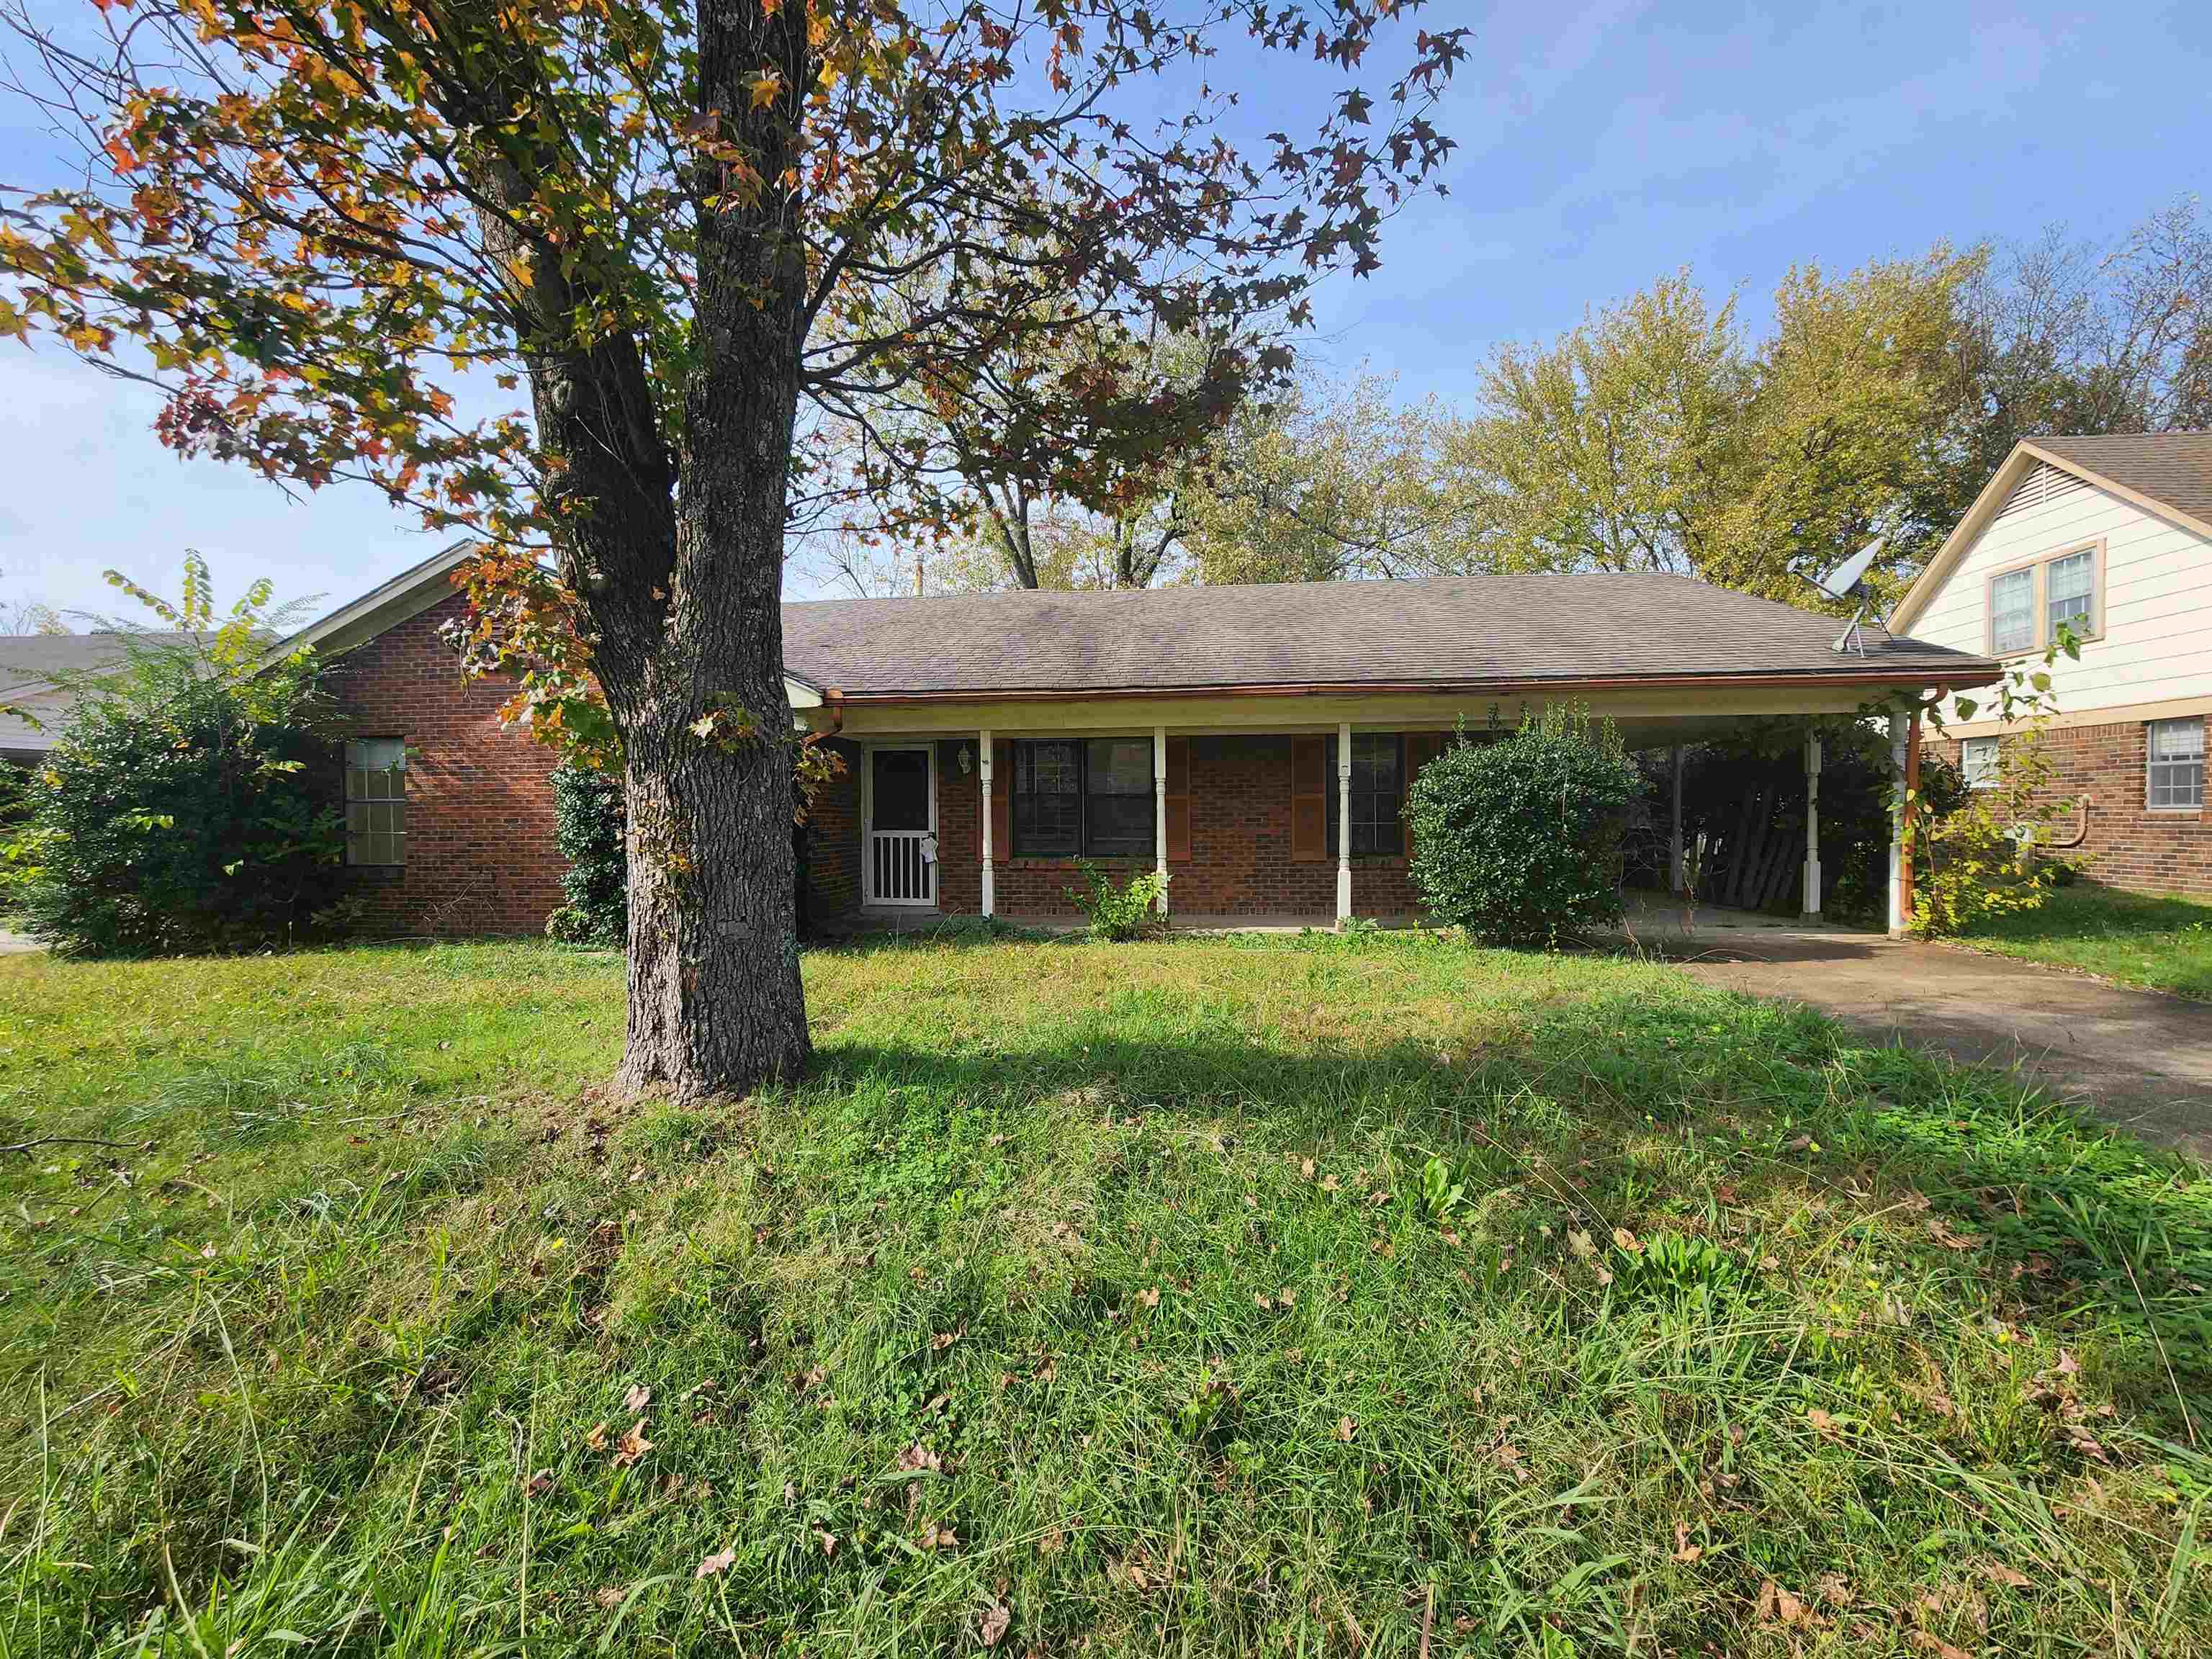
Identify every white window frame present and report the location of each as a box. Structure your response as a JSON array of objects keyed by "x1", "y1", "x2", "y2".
[
  {"x1": 1961, "y1": 736, "x2": 2000, "y2": 791},
  {"x1": 344, "y1": 737, "x2": 408, "y2": 866},
  {"x1": 2146, "y1": 716, "x2": 2205, "y2": 813},
  {"x1": 1985, "y1": 539, "x2": 2103, "y2": 658}
]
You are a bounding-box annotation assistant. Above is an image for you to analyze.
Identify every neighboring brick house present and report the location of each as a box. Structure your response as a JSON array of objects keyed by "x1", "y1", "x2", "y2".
[
  {"x1": 298, "y1": 554, "x2": 1997, "y2": 935},
  {"x1": 1888, "y1": 433, "x2": 2212, "y2": 898}
]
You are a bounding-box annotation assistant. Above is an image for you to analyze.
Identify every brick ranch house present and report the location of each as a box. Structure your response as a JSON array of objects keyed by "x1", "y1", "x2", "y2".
[
  {"x1": 293, "y1": 554, "x2": 1997, "y2": 937},
  {"x1": 1889, "y1": 431, "x2": 2212, "y2": 898}
]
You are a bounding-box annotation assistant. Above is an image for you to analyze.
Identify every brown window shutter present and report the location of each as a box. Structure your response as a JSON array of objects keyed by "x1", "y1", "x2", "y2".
[
  {"x1": 1403, "y1": 733, "x2": 1443, "y2": 857},
  {"x1": 989, "y1": 740, "x2": 1012, "y2": 858},
  {"x1": 1164, "y1": 737, "x2": 1191, "y2": 862},
  {"x1": 1290, "y1": 736, "x2": 1327, "y2": 862}
]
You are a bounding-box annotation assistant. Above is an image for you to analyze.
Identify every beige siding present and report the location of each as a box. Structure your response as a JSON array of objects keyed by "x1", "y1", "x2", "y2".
[{"x1": 1912, "y1": 469, "x2": 2212, "y2": 721}]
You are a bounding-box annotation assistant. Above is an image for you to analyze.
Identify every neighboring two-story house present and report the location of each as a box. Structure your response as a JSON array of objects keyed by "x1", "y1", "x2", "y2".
[{"x1": 1888, "y1": 432, "x2": 2212, "y2": 897}]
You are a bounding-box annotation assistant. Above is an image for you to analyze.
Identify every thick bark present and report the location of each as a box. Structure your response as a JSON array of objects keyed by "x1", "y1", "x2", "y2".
[
  {"x1": 468, "y1": 0, "x2": 813, "y2": 1100},
  {"x1": 602, "y1": 0, "x2": 814, "y2": 1100}
]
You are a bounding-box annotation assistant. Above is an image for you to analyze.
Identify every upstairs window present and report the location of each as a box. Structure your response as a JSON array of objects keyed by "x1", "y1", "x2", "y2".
[
  {"x1": 2046, "y1": 549, "x2": 2095, "y2": 639},
  {"x1": 1010, "y1": 738, "x2": 1154, "y2": 859},
  {"x1": 2147, "y1": 717, "x2": 2204, "y2": 811},
  {"x1": 1988, "y1": 542, "x2": 2099, "y2": 655},
  {"x1": 1961, "y1": 736, "x2": 2000, "y2": 790},
  {"x1": 1989, "y1": 567, "x2": 2036, "y2": 655},
  {"x1": 1326, "y1": 733, "x2": 1404, "y2": 858},
  {"x1": 345, "y1": 737, "x2": 408, "y2": 866}
]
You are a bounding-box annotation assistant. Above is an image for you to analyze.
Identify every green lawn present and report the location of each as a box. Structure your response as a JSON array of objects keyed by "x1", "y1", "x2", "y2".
[
  {"x1": 1955, "y1": 883, "x2": 2212, "y2": 999},
  {"x1": 5, "y1": 933, "x2": 2212, "y2": 1657}
]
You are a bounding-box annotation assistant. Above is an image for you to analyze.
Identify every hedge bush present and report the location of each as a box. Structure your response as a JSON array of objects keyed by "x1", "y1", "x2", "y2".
[
  {"x1": 1405, "y1": 706, "x2": 1640, "y2": 946},
  {"x1": 9, "y1": 638, "x2": 349, "y2": 955},
  {"x1": 547, "y1": 761, "x2": 626, "y2": 945}
]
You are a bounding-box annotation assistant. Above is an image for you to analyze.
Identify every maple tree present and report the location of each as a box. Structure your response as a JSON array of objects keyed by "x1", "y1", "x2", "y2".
[{"x1": 0, "y1": 0, "x2": 1467, "y2": 1098}]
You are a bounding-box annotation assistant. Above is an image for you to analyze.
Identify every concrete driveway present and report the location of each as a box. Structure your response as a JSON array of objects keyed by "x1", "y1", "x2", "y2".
[{"x1": 1623, "y1": 900, "x2": 2212, "y2": 1159}]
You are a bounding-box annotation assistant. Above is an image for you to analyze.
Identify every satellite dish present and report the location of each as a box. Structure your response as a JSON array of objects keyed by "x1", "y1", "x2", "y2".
[
  {"x1": 1814, "y1": 537, "x2": 1882, "y2": 601},
  {"x1": 1804, "y1": 537, "x2": 1884, "y2": 657}
]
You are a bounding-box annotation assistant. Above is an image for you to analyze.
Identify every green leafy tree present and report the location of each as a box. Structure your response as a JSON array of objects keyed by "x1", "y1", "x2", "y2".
[
  {"x1": 1452, "y1": 253, "x2": 1974, "y2": 605},
  {"x1": 2, "y1": 0, "x2": 1470, "y2": 1098}
]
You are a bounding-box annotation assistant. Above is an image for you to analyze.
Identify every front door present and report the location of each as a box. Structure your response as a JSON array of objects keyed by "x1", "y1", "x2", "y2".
[{"x1": 864, "y1": 746, "x2": 937, "y2": 907}]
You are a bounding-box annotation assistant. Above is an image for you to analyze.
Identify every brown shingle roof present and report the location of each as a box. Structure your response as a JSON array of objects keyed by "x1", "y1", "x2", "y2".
[
  {"x1": 2031, "y1": 431, "x2": 2212, "y2": 529},
  {"x1": 781, "y1": 572, "x2": 1993, "y2": 698}
]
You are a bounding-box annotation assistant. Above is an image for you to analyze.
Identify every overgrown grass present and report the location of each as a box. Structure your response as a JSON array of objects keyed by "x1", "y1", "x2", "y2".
[
  {"x1": 4, "y1": 933, "x2": 2212, "y2": 1656},
  {"x1": 1956, "y1": 882, "x2": 2212, "y2": 999}
]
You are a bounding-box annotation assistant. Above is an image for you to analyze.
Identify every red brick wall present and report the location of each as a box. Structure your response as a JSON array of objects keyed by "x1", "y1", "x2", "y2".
[
  {"x1": 1944, "y1": 717, "x2": 2210, "y2": 897},
  {"x1": 325, "y1": 592, "x2": 567, "y2": 935},
  {"x1": 914, "y1": 733, "x2": 1421, "y2": 920},
  {"x1": 802, "y1": 737, "x2": 861, "y2": 927}
]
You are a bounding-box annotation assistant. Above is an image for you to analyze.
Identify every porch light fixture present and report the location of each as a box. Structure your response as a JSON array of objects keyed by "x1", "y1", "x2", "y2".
[{"x1": 957, "y1": 744, "x2": 972, "y2": 775}]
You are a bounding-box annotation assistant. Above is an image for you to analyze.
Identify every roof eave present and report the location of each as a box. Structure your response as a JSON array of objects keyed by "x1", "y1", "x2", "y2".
[{"x1": 822, "y1": 664, "x2": 2002, "y2": 706}]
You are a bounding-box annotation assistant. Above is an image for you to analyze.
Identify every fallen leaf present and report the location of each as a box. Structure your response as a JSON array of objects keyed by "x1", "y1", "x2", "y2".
[
  {"x1": 2055, "y1": 1349, "x2": 2080, "y2": 1375},
  {"x1": 1977, "y1": 1560, "x2": 2031, "y2": 1589},
  {"x1": 815, "y1": 1527, "x2": 837, "y2": 1557},
  {"x1": 1909, "y1": 1633, "x2": 1973, "y2": 1659},
  {"x1": 1336, "y1": 1416, "x2": 1357, "y2": 1442},
  {"x1": 1807, "y1": 1407, "x2": 1841, "y2": 1439},
  {"x1": 612, "y1": 1419, "x2": 652, "y2": 1468},
  {"x1": 583, "y1": 1420, "x2": 608, "y2": 1451},
  {"x1": 1139, "y1": 1285, "x2": 1160, "y2": 1309},
  {"x1": 979, "y1": 1600, "x2": 1012, "y2": 1647},
  {"x1": 1670, "y1": 1520, "x2": 1702, "y2": 1563},
  {"x1": 523, "y1": 1467, "x2": 552, "y2": 1497},
  {"x1": 1566, "y1": 1228, "x2": 1596, "y2": 1259},
  {"x1": 1928, "y1": 1218, "x2": 1982, "y2": 1251},
  {"x1": 696, "y1": 1546, "x2": 734, "y2": 1579},
  {"x1": 624, "y1": 1382, "x2": 652, "y2": 1414},
  {"x1": 1611, "y1": 1227, "x2": 1642, "y2": 1254},
  {"x1": 1300, "y1": 1158, "x2": 1316, "y2": 1180},
  {"x1": 897, "y1": 1442, "x2": 943, "y2": 1473}
]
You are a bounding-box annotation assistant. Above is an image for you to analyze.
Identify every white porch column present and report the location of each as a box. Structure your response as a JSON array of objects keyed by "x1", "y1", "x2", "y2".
[
  {"x1": 1886, "y1": 712, "x2": 1908, "y2": 936},
  {"x1": 1802, "y1": 728, "x2": 1822, "y2": 920},
  {"x1": 1153, "y1": 725, "x2": 1169, "y2": 916},
  {"x1": 1336, "y1": 721, "x2": 1353, "y2": 925},
  {"x1": 978, "y1": 728, "x2": 994, "y2": 919},
  {"x1": 1668, "y1": 745, "x2": 1684, "y2": 894}
]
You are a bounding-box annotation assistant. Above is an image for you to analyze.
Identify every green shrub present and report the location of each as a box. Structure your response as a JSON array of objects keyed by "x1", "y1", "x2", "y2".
[
  {"x1": 11, "y1": 641, "x2": 347, "y2": 956},
  {"x1": 1405, "y1": 706, "x2": 1640, "y2": 947},
  {"x1": 1066, "y1": 860, "x2": 1166, "y2": 942},
  {"x1": 549, "y1": 762, "x2": 626, "y2": 945}
]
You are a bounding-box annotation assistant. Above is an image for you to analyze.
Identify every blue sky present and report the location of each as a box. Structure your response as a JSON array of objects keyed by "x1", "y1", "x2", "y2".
[{"x1": 1, "y1": 0, "x2": 2206, "y2": 627}]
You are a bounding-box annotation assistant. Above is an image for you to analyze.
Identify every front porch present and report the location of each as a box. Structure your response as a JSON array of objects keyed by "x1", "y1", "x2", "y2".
[{"x1": 801, "y1": 688, "x2": 1928, "y2": 936}]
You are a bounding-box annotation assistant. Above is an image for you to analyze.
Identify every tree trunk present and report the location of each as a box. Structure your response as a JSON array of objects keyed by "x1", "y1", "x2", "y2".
[
  {"x1": 618, "y1": 709, "x2": 809, "y2": 1100},
  {"x1": 596, "y1": 0, "x2": 815, "y2": 1101}
]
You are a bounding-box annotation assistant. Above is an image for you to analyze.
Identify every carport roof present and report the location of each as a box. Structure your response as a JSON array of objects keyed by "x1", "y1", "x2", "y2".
[{"x1": 781, "y1": 572, "x2": 1997, "y2": 700}]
